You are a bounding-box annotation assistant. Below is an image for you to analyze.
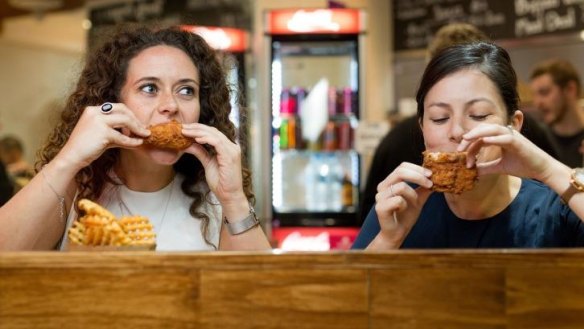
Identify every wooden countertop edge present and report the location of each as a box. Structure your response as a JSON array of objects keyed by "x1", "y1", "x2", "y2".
[{"x1": 1, "y1": 249, "x2": 584, "y2": 269}]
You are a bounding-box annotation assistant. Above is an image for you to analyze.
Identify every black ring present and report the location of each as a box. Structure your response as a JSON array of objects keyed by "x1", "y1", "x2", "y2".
[{"x1": 100, "y1": 102, "x2": 113, "y2": 114}]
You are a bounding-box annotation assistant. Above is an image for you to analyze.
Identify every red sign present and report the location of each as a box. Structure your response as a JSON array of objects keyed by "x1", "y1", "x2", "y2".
[
  {"x1": 271, "y1": 227, "x2": 359, "y2": 251},
  {"x1": 267, "y1": 8, "x2": 362, "y2": 35},
  {"x1": 181, "y1": 26, "x2": 247, "y2": 52}
]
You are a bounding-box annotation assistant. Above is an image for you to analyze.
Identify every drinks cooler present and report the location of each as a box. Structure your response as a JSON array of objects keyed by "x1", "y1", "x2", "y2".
[{"x1": 265, "y1": 8, "x2": 366, "y2": 249}]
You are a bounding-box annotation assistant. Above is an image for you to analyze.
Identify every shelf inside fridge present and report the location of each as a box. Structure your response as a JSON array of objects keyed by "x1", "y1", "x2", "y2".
[
  {"x1": 272, "y1": 149, "x2": 359, "y2": 215},
  {"x1": 273, "y1": 211, "x2": 359, "y2": 227}
]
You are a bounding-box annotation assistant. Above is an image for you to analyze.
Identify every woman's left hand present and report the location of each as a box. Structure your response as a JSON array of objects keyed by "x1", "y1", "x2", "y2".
[
  {"x1": 181, "y1": 123, "x2": 245, "y2": 204},
  {"x1": 457, "y1": 123, "x2": 556, "y2": 181}
]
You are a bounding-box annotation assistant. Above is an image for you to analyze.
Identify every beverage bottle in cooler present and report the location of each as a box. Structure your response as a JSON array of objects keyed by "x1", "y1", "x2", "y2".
[
  {"x1": 323, "y1": 121, "x2": 337, "y2": 151},
  {"x1": 295, "y1": 117, "x2": 304, "y2": 150},
  {"x1": 280, "y1": 88, "x2": 296, "y2": 115},
  {"x1": 337, "y1": 88, "x2": 354, "y2": 150},
  {"x1": 337, "y1": 118, "x2": 352, "y2": 150},
  {"x1": 326, "y1": 154, "x2": 343, "y2": 211},
  {"x1": 315, "y1": 155, "x2": 329, "y2": 211},
  {"x1": 291, "y1": 86, "x2": 304, "y2": 114},
  {"x1": 279, "y1": 118, "x2": 289, "y2": 149},
  {"x1": 341, "y1": 174, "x2": 354, "y2": 208},
  {"x1": 295, "y1": 88, "x2": 306, "y2": 149},
  {"x1": 328, "y1": 87, "x2": 337, "y2": 117},
  {"x1": 336, "y1": 88, "x2": 344, "y2": 115},
  {"x1": 304, "y1": 155, "x2": 318, "y2": 211},
  {"x1": 288, "y1": 117, "x2": 296, "y2": 149},
  {"x1": 342, "y1": 87, "x2": 352, "y2": 115}
]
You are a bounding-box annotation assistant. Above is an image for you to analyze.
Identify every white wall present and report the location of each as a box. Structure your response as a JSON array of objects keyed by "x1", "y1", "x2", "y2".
[{"x1": 0, "y1": 9, "x2": 86, "y2": 164}]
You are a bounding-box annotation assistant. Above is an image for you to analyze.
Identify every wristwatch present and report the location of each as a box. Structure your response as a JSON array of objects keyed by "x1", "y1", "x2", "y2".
[
  {"x1": 223, "y1": 205, "x2": 260, "y2": 235},
  {"x1": 560, "y1": 168, "x2": 584, "y2": 204}
]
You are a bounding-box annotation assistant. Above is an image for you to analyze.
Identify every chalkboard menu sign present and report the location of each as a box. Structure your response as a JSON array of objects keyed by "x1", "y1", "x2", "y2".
[
  {"x1": 394, "y1": 0, "x2": 584, "y2": 51},
  {"x1": 88, "y1": 0, "x2": 250, "y2": 49}
]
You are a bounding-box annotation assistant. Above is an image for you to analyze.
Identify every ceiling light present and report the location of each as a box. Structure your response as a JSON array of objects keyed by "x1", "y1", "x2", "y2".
[{"x1": 8, "y1": 0, "x2": 63, "y2": 19}]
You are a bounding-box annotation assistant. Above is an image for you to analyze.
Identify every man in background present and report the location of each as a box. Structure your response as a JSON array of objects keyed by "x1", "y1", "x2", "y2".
[
  {"x1": 530, "y1": 59, "x2": 584, "y2": 167},
  {"x1": 359, "y1": 23, "x2": 559, "y2": 224},
  {"x1": 0, "y1": 135, "x2": 34, "y2": 191},
  {"x1": 0, "y1": 119, "x2": 14, "y2": 205},
  {"x1": 0, "y1": 161, "x2": 13, "y2": 206}
]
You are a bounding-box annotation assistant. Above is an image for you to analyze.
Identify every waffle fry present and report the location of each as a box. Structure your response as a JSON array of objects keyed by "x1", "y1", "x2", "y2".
[
  {"x1": 81, "y1": 215, "x2": 112, "y2": 227},
  {"x1": 106, "y1": 221, "x2": 133, "y2": 246},
  {"x1": 78, "y1": 199, "x2": 115, "y2": 220},
  {"x1": 118, "y1": 216, "x2": 155, "y2": 245},
  {"x1": 118, "y1": 216, "x2": 154, "y2": 231},
  {"x1": 67, "y1": 199, "x2": 156, "y2": 249},
  {"x1": 67, "y1": 221, "x2": 85, "y2": 245}
]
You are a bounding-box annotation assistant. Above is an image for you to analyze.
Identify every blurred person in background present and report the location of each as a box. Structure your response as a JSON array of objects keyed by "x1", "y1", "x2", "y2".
[
  {"x1": 530, "y1": 59, "x2": 584, "y2": 167},
  {"x1": 0, "y1": 135, "x2": 35, "y2": 190},
  {"x1": 359, "y1": 23, "x2": 558, "y2": 224},
  {"x1": 0, "y1": 120, "x2": 15, "y2": 205},
  {"x1": 0, "y1": 161, "x2": 13, "y2": 206}
]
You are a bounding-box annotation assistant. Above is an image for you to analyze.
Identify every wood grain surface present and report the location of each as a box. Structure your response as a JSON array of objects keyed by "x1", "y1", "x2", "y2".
[{"x1": 2, "y1": 250, "x2": 584, "y2": 328}]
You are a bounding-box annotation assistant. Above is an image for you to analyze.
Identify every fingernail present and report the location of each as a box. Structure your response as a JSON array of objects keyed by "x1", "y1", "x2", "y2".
[{"x1": 424, "y1": 169, "x2": 432, "y2": 177}]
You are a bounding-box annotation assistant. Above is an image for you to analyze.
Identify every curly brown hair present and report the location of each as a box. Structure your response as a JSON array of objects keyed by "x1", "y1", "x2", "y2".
[
  {"x1": 427, "y1": 23, "x2": 489, "y2": 59},
  {"x1": 36, "y1": 26, "x2": 254, "y2": 248}
]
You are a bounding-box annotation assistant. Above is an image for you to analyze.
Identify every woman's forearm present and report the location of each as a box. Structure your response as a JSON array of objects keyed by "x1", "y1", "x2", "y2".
[
  {"x1": 541, "y1": 160, "x2": 584, "y2": 221},
  {"x1": 0, "y1": 157, "x2": 78, "y2": 250}
]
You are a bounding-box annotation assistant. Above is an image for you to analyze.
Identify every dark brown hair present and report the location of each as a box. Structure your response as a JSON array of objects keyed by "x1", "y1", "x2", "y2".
[
  {"x1": 37, "y1": 26, "x2": 253, "y2": 248},
  {"x1": 417, "y1": 42, "x2": 519, "y2": 121}
]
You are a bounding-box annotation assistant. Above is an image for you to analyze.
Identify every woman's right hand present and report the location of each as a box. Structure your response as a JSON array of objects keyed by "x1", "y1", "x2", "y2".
[
  {"x1": 56, "y1": 103, "x2": 150, "y2": 170},
  {"x1": 369, "y1": 162, "x2": 434, "y2": 249}
]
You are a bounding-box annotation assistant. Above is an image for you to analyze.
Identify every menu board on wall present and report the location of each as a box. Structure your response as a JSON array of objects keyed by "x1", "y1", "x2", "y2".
[
  {"x1": 394, "y1": 0, "x2": 584, "y2": 51},
  {"x1": 88, "y1": 0, "x2": 250, "y2": 50}
]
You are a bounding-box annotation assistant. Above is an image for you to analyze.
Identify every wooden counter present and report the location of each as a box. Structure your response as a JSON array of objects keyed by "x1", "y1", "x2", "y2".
[{"x1": 2, "y1": 250, "x2": 584, "y2": 328}]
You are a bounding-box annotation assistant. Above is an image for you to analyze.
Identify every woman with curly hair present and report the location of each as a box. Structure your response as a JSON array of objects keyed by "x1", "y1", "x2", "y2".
[{"x1": 0, "y1": 26, "x2": 270, "y2": 251}]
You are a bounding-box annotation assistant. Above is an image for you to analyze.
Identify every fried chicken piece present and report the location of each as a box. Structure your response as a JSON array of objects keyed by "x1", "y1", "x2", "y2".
[
  {"x1": 144, "y1": 120, "x2": 192, "y2": 150},
  {"x1": 422, "y1": 151, "x2": 478, "y2": 194}
]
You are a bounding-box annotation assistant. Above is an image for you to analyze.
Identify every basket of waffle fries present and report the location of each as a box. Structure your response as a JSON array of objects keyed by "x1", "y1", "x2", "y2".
[{"x1": 66, "y1": 199, "x2": 156, "y2": 251}]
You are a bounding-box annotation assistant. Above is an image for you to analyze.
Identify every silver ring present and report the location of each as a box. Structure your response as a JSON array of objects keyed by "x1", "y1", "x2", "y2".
[
  {"x1": 506, "y1": 125, "x2": 514, "y2": 134},
  {"x1": 100, "y1": 102, "x2": 113, "y2": 114}
]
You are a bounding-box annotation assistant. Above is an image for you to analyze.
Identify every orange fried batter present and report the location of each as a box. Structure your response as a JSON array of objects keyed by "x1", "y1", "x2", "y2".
[
  {"x1": 422, "y1": 151, "x2": 478, "y2": 194},
  {"x1": 144, "y1": 119, "x2": 192, "y2": 150}
]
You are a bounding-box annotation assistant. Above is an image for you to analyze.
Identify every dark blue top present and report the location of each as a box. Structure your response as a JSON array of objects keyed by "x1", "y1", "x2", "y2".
[{"x1": 352, "y1": 179, "x2": 584, "y2": 249}]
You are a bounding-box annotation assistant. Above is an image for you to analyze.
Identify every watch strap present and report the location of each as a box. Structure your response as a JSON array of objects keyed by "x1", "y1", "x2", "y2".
[
  {"x1": 223, "y1": 206, "x2": 259, "y2": 235},
  {"x1": 560, "y1": 168, "x2": 584, "y2": 204}
]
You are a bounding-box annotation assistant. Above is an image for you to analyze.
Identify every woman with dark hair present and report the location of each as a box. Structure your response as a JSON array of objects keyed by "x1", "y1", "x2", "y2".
[
  {"x1": 0, "y1": 26, "x2": 270, "y2": 251},
  {"x1": 353, "y1": 42, "x2": 584, "y2": 249}
]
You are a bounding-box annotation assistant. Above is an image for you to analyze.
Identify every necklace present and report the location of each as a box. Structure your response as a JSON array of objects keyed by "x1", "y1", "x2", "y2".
[{"x1": 117, "y1": 176, "x2": 175, "y2": 235}]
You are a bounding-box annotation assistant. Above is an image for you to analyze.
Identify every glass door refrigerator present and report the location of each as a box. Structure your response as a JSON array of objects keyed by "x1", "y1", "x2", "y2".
[{"x1": 265, "y1": 8, "x2": 366, "y2": 251}]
